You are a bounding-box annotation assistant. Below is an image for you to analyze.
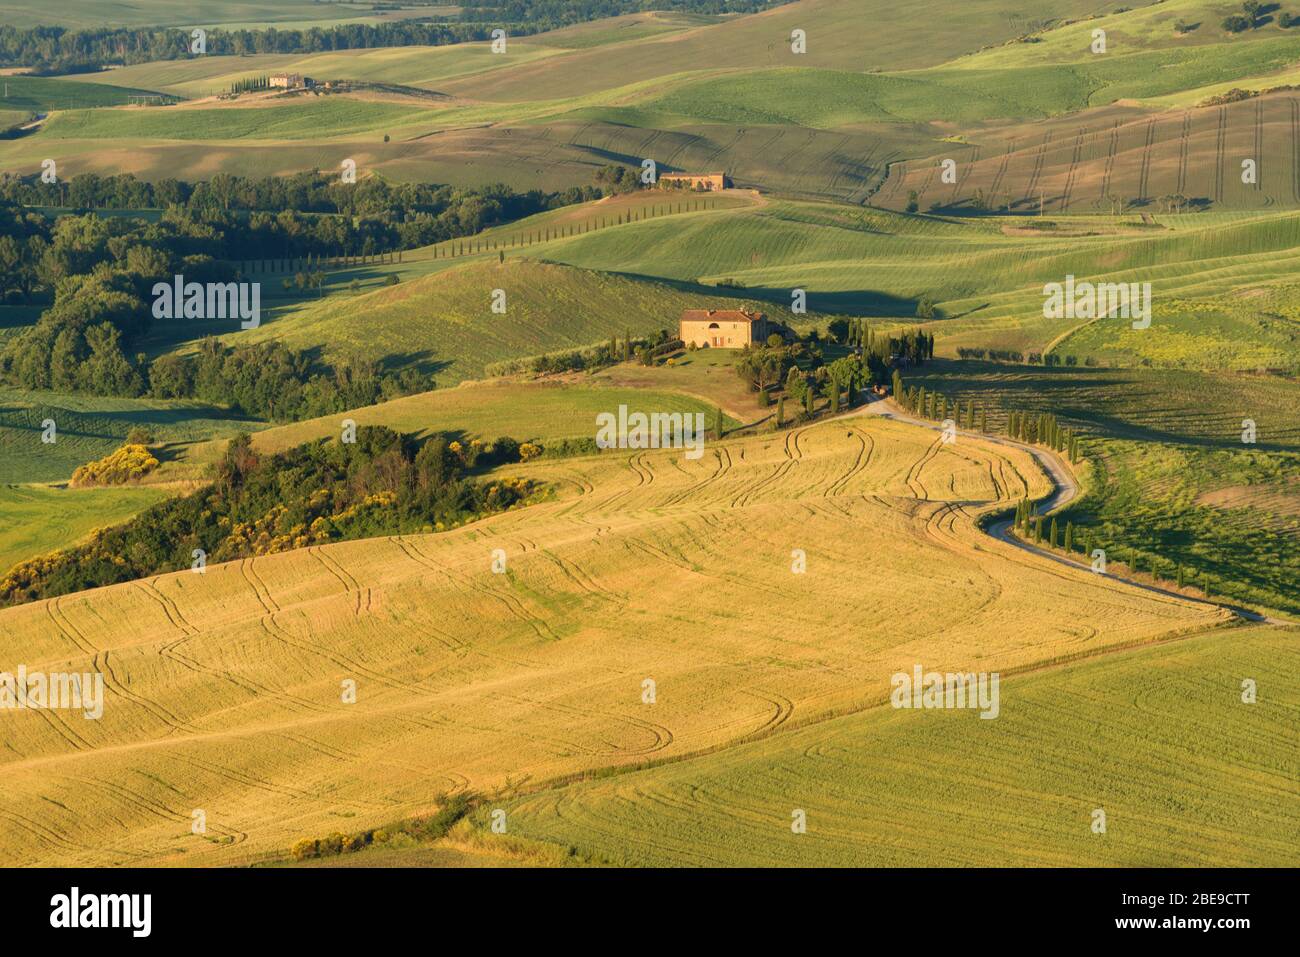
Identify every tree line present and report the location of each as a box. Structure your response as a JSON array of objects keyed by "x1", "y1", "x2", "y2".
[
  {"x1": 2, "y1": 170, "x2": 599, "y2": 240},
  {"x1": 0, "y1": 426, "x2": 535, "y2": 607},
  {"x1": 0, "y1": 2, "x2": 786, "y2": 69},
  {"x1": 0, "y1": 173, "x2": 609, "y2": 416}
]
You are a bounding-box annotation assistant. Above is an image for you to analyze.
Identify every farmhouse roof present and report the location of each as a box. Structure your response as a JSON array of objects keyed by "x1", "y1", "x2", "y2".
[{"x1": 681, "y1": 309, "x2": 766, "y2": 323}]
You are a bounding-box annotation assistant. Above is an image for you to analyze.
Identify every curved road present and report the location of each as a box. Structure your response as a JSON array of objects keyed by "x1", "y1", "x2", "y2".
[{"x1": 855, "y1": 395, "x2": 1292, "y2": 626}]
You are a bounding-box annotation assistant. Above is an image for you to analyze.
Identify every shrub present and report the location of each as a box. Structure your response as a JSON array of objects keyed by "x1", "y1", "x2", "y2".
[{"x1": 70, "y1": 444, "x2": 160, "y2": 487}]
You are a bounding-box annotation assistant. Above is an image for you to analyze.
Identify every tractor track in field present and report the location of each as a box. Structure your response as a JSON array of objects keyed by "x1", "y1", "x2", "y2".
[
  {"x1": 135, "y1": 578, "x2": 331, "y2": 718},
  {"x1": 1099, "y1": 120, "x2": 1119, "y2": 202},
  {"x1": 661, "y1": 446, "x2": 732, "y2": 508},
  {"x1": 242, "y1": 556, "x2": 442, "y2": 707},
  {"x1": 0, "y1": 804, "x2": 82, "y2": 855},
  {"x1": 740, "y1": 688, "x2": 794, "y2": 736},
  {"x1": 1024, "y1": 130, "x2": 1053, "y2": 205},
  {"x1": 1291, "y1": 100, "x2": 1299, "y2": 202},
  {"x1": 1137, "y1": 117, "x2": 1156, "y2": 201},
  {"x1": 1060, "y1": 127, "x2": 1085, "y2": 212},
  {"x1": 58, "y1": 773, "x2": 247, "y2": 846},
  {"x1": 395, "y1": 535, "x2": 560, "y2": 643},
  {"x1": 823, "y1": 428, "x2": 874, "y2": 498},
  {"x1": 1177, "y1": 112, "x2": 1191, "y2": 195},
  {"x1": 902, "y1": 434, "x2": 944, "y2": 500},
  {"x1": 311, "y1": 546, "x2": 364, "y2": 616},
  {"x1": 539, "y1": 548, "x2": 621, "y2": 606},
  {"x1": 47, "y1": 596, "x2": 196, "y2": 736},
  {"x1": 989, "y1": 138, "x2": 1015, "y2": 200},
  {"x1": 955, "y1": 145, "x2": 979, "y2": 203},
  {"x1": 1254, "y1": 99, "x2": 1264, "y2": 194},
  {"x1": 1214, "y1": 107, "x2": 1227, "y2": 203},
  {"x1": 729, "y1": 426, "x2": 808, "y2": 508}
]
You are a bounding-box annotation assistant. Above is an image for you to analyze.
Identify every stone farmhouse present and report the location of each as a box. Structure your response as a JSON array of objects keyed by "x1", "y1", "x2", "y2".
[
  {"x1": 659, "y1": 172, "x2": 731, "y2": 191},
  {"x1": 680, "y1": 309, "x2": 771, "y2": 348}
]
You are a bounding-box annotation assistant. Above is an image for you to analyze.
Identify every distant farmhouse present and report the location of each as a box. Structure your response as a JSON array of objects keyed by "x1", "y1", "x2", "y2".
[
  {"x1": 269, "y1": 73, "x2": 313, "y2": 90},
  {"x1": 659, "y1": 172, "x2": 730, "y2": 191},
  {"x1": 680, "y1": 309, "x2": 770, "y2": 348}
]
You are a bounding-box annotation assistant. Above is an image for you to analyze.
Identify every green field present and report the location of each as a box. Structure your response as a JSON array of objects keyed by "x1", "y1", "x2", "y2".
[
  {"x1": 0, "y1": 483, "x2": 167, "y2": 577},
  {"x1": 483, "y1": 624, "x2": 1296, "y2": 866},
  {"x1": 120, "y1": 195, "x2": 1300, "y2": 372},
  {"x1": 181, "y1": 378, "x2": 729, "y2": 467},
  {"x1": 0, "y1": 388, "x2": 261, "y2": 484},
  {"x1": 94, "y1": 44, "x2": 564, "y2": 99},
  {"x1": 1055, "y1": 283, "x2": 1300, "y2": 371},
  {"x1": 0, "y1": 75, "x2": 168, "y2": 112},
  {"x1": 531, "y1": 200, "x2": 1300, "y2": 358},
  {"x1": 207, "y1": 257, "x2": 799, "y2": 383},
  {"x1": 42, "y1": 97, "x2": 436, "y2": 141}
]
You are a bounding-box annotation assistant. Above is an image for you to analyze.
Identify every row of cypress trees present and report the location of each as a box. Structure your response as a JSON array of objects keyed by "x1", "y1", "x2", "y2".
[{"x1": 1011, "y1": 500, "x2": 1215, "y2": 596}]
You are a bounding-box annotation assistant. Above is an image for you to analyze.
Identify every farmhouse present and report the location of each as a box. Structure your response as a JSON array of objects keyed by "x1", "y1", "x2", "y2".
[
  {"x1": 269, "y1": 73, "x2": 312, "y2": 89},
  {"x1": 680, "y1": 309, "x2": 770, "y2": 348},
  {"x1": 659, "y1": 172, "x2": 730, "y2": 191}
]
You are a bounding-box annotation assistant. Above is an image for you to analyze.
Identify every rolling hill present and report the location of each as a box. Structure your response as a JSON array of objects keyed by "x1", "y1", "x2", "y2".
[
  {"x1": 0, "y1": 409, "x2": 1239, "y2": 866},
  {"x1": 487, "y1": 622, "x2": 1297, "y2": 866},
  {"x1": 197, "y1": 257, "x2": 800, "y2": 382}
]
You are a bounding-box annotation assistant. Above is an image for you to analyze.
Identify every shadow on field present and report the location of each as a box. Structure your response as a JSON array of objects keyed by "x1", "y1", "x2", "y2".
[
  {"x1": 905, "y1": 360, "x2": 1300, "y2": 452},
  {"x1": 592, "y1": 270, "x2": 925, "y2": 316}
]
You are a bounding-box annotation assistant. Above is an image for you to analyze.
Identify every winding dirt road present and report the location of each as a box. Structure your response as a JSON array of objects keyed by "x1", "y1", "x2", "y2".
[{"x1": 857, "y1": 395, "x2": 1292, "y2": 626}]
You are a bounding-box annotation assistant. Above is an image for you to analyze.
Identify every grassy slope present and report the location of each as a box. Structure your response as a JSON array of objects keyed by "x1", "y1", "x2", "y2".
[
  {"x1": 0, "y1": 412, "x2": 1237, "y2": 865},
  {"x1": 42, "y1": 97, "x2": 436, "y2": 141},
  {"x1": 1057, "y1": 283, "x2": 1300, "y2": 370},
  {"x1": 121, "y1": 195, "x2": 1300, "y2": 372},
  {"x1": 84, "y1": 44, "x2": 564, "y2": 99},
  {"x1": 532, "y1": 199, "x2": 1300, "y2": 358},
  {"x1": 0, "y1": 0, "x2": 1107, "y2": 199},
  {"x1": 0, "y1": 75, "x2": 167, "y2": 112},
  {"x1": 0, "y1": 388, "x2": 261, "y2": 484},
  {"x1": 206, "y1": 256, "x2": 800, "y2": 383},
  {"x1": 180, "y1": 378, "x2": 729, "y2": 469},
  {"x1": 0, "y1": 484, "x2": 168, "y2": 578},
  {"x1": 488, "y1": 624, "x2": 1296, "y2": 866},
  {"x1": 435, "y1": 0, "x2": 1103, "y2": 103}
]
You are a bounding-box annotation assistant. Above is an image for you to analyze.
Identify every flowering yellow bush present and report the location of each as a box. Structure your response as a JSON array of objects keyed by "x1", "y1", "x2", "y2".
[
  {"x1": 70, "y1": 444, "x2": 160, "y2": 487},
  {"x1": 519, "y1": 442, "x2": 542, "y2": 461}
]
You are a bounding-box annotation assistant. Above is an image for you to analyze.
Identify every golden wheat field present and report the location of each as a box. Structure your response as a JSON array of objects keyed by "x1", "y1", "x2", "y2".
[{"x1": 0, "y1": 412, "x2": 1233, "y2": 866}]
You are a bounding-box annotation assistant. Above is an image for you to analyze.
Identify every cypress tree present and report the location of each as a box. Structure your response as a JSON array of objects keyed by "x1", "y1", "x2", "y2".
[
  {"x1": 1064, "y1": 521, "x2": 1073, "y2": 553},
  {"x1": 1049, "y1": 517, "x2": 1058, "y2": 548},
  {"x1": 1034, "y1": 516, "x2": 1043, "y2": 543},
  {"x1": 777, "y1": 396, "x2": 785, "y2": 427}
]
